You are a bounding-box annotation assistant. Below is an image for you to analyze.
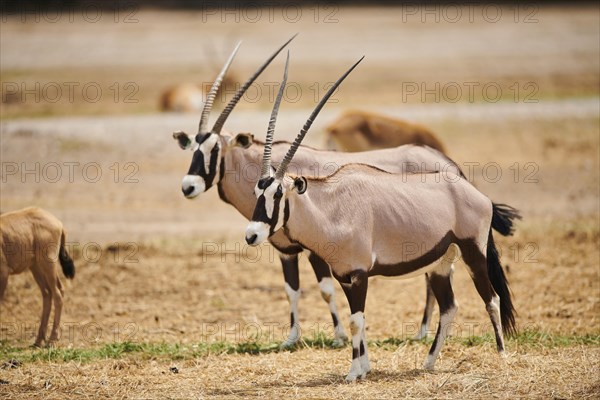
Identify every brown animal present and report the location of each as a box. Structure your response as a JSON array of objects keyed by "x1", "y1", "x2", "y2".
[
  {"x1": 326, "y1": 110, "x2": 446, "y2": 153},
  {"x1": 0, "y1": 207, "x2": 75, "y2": 347},
  {"x1": 160, "y1": 75, "x2": 239, "y2": 112}
]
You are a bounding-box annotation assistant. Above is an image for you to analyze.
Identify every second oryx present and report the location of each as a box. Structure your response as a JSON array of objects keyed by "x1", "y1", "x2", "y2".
[{"x1": 246, "y1": 56, "x2": 519, "y2": 382}]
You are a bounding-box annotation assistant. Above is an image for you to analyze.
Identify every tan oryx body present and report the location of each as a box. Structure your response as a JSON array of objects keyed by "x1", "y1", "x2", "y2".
[
  {"x1": 171, "y1": 37, "x2": 475, "y2": 347},
  {"x1": 246, "y1": 56, "x2": 518, "y2": 382},
  {"x1": 0, "y1": 207, "x2": 75, "y2": 347},
  {"x1": 173, "y1": 38, "x2": 518, "y2": 348}
]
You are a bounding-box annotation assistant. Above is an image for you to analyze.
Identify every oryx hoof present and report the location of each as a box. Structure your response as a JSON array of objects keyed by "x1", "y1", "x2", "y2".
[{"x1": 332, "y1": 334, "x2": 348, "y2": 348}]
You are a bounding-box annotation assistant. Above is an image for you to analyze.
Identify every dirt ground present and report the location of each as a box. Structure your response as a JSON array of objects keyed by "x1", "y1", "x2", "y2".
[{"x1": 1, "y1": 4, "x2": 599, "y2": 399}]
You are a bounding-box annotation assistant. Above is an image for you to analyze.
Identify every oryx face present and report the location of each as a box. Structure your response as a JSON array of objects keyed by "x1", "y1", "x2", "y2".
[
  {"x1": 246, "y1": 175, "x2": 307, "y2": 246},
  {"x1": 170, "y1": 36, "x2": 296, "y2": 199},
  {"x1": 177, "y1": 131, "x2": 223, "y2": 199},
  {"x1": 175, "y1": 131, "x2": 253, "y2": 199}
]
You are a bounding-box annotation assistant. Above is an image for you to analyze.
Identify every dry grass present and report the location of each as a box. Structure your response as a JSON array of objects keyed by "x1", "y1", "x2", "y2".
[{"x1": 1, "y1": 344, "x2": 598, "y2": 399}]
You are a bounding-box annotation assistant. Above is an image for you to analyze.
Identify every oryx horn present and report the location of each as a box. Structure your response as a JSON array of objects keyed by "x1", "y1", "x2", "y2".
[
  {"x1": 211, "y1": 34, "x2": 298, "y2": 135},
  {"x1": 275, "y1": 56, "x2": 364, "y2": 179},
  {"x1": 198, "y1": 42, "x2": 241, "y2": 134},
  {"x1": 261, "y1": 51, "x2": 290, "y2": 178}
]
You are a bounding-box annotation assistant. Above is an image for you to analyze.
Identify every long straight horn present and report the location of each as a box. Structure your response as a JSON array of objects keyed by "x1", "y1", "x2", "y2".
[
  {"x1": 275, "y1": 56, "x2": 364, "y2": 179},
  {"x1": 261, "y1": 51, "x2": 290, "y2": 178},
  {"x1": 198, "y1": 42, "x2": 242, "y2": 134},
  {"x1": 211, "y1": 34, "x2": 298, "y2": 135}
]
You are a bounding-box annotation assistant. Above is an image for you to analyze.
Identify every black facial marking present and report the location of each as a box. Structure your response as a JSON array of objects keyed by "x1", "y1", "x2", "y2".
[
  {"x1": 268, "y1": 193, "x2": 283, "y2": 237},
  {"x1": 251, "y1": 181, "x2": 284, "y2": 238},
  {"x1": 195, "y1": 133, "x2": 211, "y2": 145},
  {"x1": 257, "y1": 177, "x2": 274, "y2": 190},
  {"x1": 251, "y1": 195, "x2": 269, "y2": 223},
  {"x1": 186, "y1": 137, "x2": 220, "y2": 190},
  {"x1": 205, "y1": 143, "x2": 220, "y2": 190},
  {"x1": 274, "y1": 185, "x2": 283, "y2": 199}
]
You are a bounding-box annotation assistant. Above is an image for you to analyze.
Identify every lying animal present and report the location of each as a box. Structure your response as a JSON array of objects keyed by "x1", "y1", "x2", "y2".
[{"x1": 326, "y1": 109, "x2": 446, "y2": 153}]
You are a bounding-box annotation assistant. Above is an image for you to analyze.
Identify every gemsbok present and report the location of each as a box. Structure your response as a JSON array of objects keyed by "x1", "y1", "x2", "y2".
[
  {"x1": 0, "y1": 207, "x2": 76, "y2": 347},
  {"x1": 245, "y1": 57, "x2": 519, "y2": 382},
  {"x1": 173, "y1": 38, "x2": 519, "y2": 347}
]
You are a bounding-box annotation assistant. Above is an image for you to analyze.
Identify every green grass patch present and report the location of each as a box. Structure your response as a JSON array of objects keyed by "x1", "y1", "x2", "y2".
[{"x1": 1, "y1": 330, "x2": 598, "y2": 366}]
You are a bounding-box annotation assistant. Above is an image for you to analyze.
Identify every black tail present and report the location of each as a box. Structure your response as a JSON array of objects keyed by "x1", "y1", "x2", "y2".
[
  {"x1": 491, "y1": 203, "x2": 522, "y2": 237},
  {"x1": 487, "y1": 232, "x2": 516, "y2": 336},
  {"x1": 59, "y1": 231, "x2": 75, "y2": 279}
]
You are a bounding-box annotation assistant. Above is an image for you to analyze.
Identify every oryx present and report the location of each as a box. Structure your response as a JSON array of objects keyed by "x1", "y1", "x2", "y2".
[
  {"x1": 246, "y1": 56, "x2": 518, "y2": 382},
  {"x1": 173, "y1": 39, "x2": 519, "y2": 347},
  {"x1": 0, "y1": 207, "x2": 76, "y2": 347}
]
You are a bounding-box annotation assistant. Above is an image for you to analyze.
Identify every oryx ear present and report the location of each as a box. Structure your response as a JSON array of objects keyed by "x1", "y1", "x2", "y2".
[
  {"x1": 293, "y1": 177, "x2": 308, "y2": 194},
  {"x1": 229, "y1": 133, "x2": 254, "y2": 149},
  {"x1": 173, "y1": 131, "x2": 192, "y2": 150}
]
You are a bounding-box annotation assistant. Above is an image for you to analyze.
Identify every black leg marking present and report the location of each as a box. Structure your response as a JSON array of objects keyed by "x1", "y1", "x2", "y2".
[
  {"x1": 427, "y1": 272, "x2": 456, "y2": 358},
  {"x1": 331, "y1": 312, "x2": 339, "y2": 327},
  {"x1": 280, "y1": 254, "x2": 300, "y2": 291},
  {"x1": 308, "y1": 252, "x2": 332, "y2": 282}
]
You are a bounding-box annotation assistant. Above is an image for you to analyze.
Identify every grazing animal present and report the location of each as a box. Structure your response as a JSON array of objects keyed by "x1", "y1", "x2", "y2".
[
  {"x1": 245, "y1": 58, "x2": 519, "y2": 382},
  {"x1": 0, "y1": 207, "x2": 75, "y2": 347},
  {"x1": 159, "y1": 75, "x2": 238, "y2": 113},
  {"x1": 173, "y1": 40, "x2": 519, "y2": 347},
  {"x1": 326, "y1": 109, "x2": 446, "y2": 153}
]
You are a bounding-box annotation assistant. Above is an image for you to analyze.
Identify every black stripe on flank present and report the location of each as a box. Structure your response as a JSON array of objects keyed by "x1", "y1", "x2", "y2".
[{"x1": 369, "y1": 231, "x2": 459, "y2": 278}]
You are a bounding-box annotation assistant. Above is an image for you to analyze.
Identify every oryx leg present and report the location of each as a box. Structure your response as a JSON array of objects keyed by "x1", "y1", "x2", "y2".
[
  {"x1": 423, "y1": 245, "x2": 459, "y2": 370},
  {"x1": 279, "y1": 253, "x2": 302, "y2": 348},
  {"x1": 308, "y1": 252, "x2": 347, "y2": 346},
  {"x1": 340, "y1": 269, "x2": 369, "y2": 383},
  {"x1": 30, "y1": 265, "x2": 52, "y2": 347},
  {"x1": 414, "y1": 276, "x2": 436, "y2": 340},
  {"x1": 462, "y1": 245, "x2": 506, "y2": 355}
]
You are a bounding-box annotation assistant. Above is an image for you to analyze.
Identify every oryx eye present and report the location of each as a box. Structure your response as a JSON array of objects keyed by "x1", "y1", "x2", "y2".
[{"x1": 274, "y1": 185, "x2": 283, "y2": 199}]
